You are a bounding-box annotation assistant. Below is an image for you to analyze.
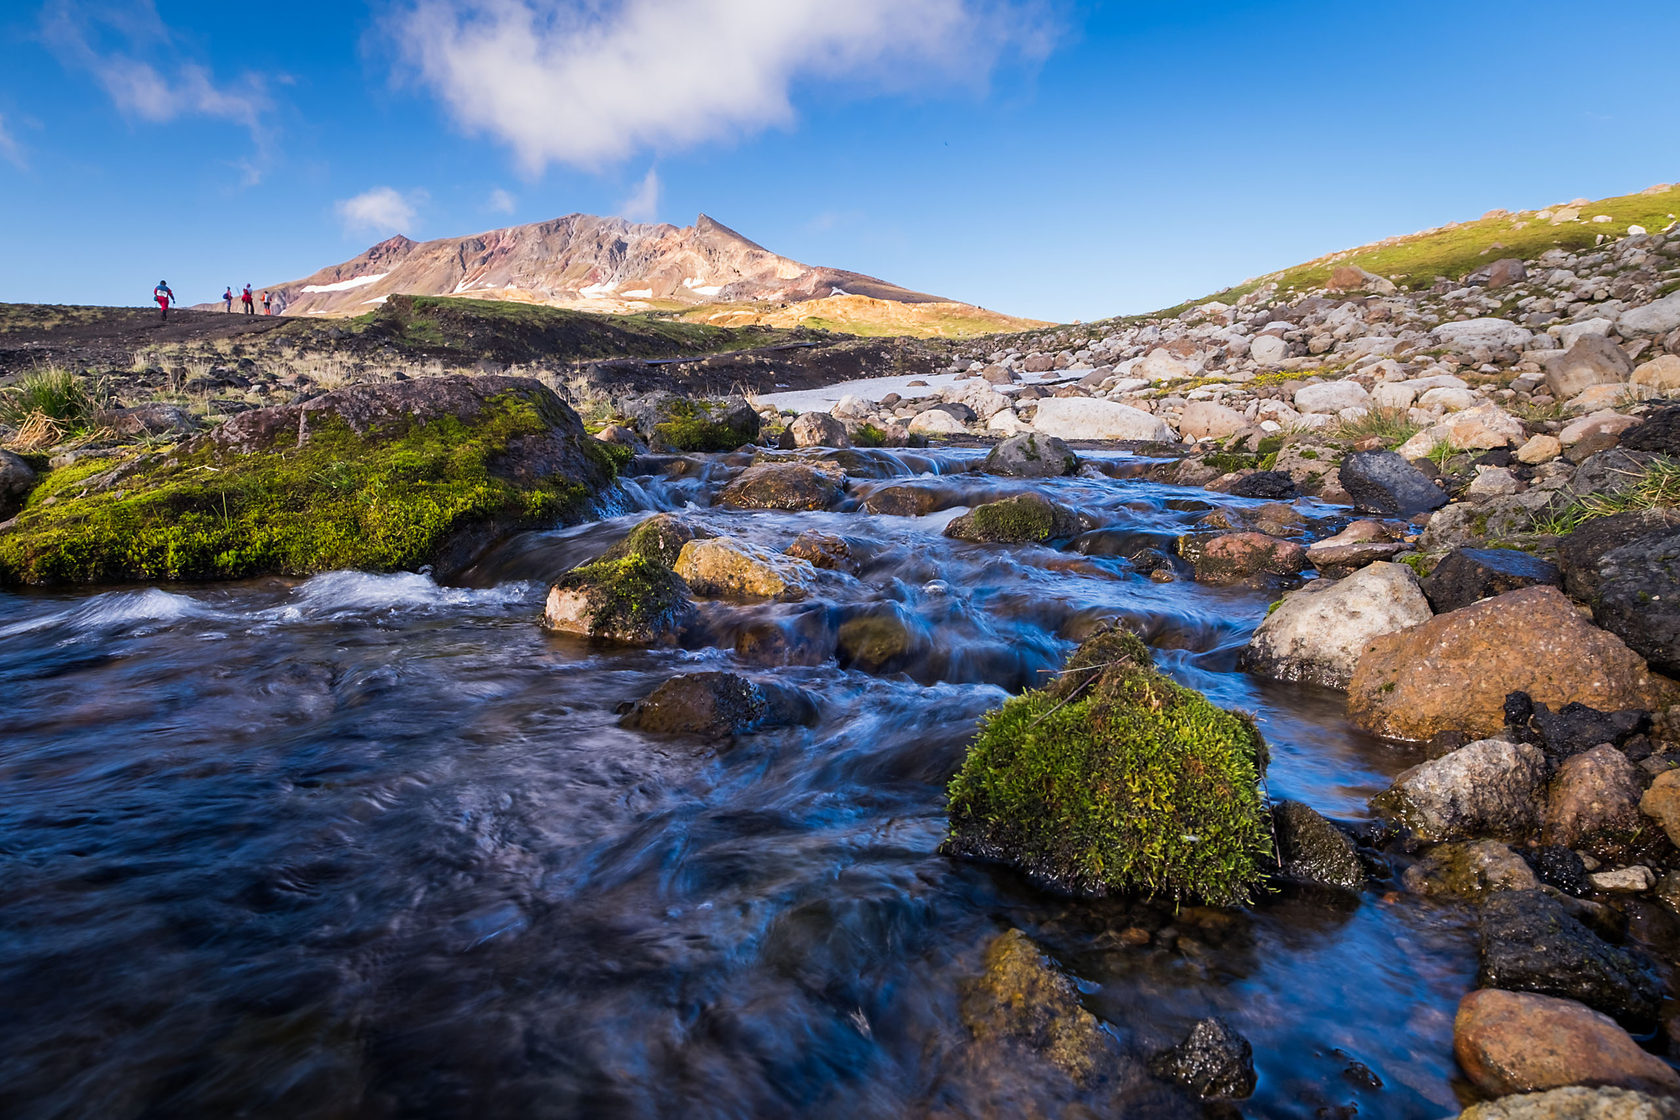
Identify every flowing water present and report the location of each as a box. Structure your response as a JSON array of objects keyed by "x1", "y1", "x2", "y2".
[{"x1": 0, "y1": 447, "x2": 1480, "y2": 1118}]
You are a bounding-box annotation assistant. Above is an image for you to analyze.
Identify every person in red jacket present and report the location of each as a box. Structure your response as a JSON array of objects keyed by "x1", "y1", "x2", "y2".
[
  {"x1": 241, "y1": 284, "x2": 255, "y2": 315},
  {"x1": 153, "y1": 280, "x2": 174, "y2": 321}
]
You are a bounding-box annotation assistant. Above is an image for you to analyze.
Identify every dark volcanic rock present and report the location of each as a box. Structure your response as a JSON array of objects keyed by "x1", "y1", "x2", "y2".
[
  {"x1": 1422, "y1": 547, "x2": 1561, "y2": 614},
  {"x1": 619, "y1": 671, "x2": 817, "y2": 737},
  {"x1": 1557, "y1": 510, "x2": 1680, "y2": 602},
  {"x1": 1148, "y1": 1018, "x2": 1256, "y2": 1100},
  {"x1": 1521, "y1": 846, "x2": 1590, "y2": 897},
  {"x1": 1617, "y1": 405, "x2": 1680, "y2": 456},
  {"x1": 1507, "y1": 693, "x2": 1652, "y2": 763},
  {"x1": 1339, "y1": 450, "x2": 1448, "y2": 516},
  {"x1": 1227, "y1": 470, "x2": 1298, "y2": 500},
  {"x1": 1589, "y1": 530, "x2": 1680, "y2": 676},
  {"x1": 0, "y1": 449, "x2": 37, "y2": 520},
  {"x1": 1477, "y1": 890, "x2": 1661, "y2": 1027},
  {"x1": 1272, "y1": 800, "x2": 1364, "y2": 890}
]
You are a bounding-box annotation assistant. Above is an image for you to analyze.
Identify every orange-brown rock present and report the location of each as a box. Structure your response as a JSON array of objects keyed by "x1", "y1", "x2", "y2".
[
  {"x1": 1192, "y1": 532, "x2": 1307, "y2": 584},
  {"x1": 1454, "y1": 989, "x2": 1680, "y2": 1097},
  {"x1": 1347, "y1": 586, "x2": 1672, "y2": 742}
]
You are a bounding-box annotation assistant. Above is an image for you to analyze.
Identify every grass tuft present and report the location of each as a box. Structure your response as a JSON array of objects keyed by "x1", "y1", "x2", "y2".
[
  {"x1": 1327, "y1": 406, "x2": 1423, "y2": 449},
  {"x1": 1533, "y1": 456, "x2": 1680, "y2": 535}
]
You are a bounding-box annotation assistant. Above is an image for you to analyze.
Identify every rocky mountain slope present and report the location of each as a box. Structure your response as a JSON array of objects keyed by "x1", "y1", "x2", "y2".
[{"x1": 263, "y1": 212, "x2": 982, "y2": 322}]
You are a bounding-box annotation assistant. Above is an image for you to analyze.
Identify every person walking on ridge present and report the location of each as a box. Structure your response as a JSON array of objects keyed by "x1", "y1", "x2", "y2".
[
  {"x1": 241, "y1": 284, "x2": 254, "y2": 315},
  {"x1": 223, "y1": 286, "x2": 234, "y2": 312},
  {"x1": 262, "y1": 291, "x2": 272, "y2": 316},
  {"x1": 153, "y1": 280, "x2": 175, "y2": 321}
]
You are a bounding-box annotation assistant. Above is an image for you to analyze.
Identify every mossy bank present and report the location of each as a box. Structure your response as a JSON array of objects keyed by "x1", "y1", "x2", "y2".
[{"x1": 0, "y1": 375, "x2": 616, "y2": 586}]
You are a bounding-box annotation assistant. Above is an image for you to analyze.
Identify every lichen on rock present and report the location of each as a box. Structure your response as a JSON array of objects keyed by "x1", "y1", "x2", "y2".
[
  {"x1": 544, "y1": 552, "x2": 696, "y2": 644},
  {"x1": 943, "y1": 629, "x2": 1270, "y2": 905},
  {"x1": 945, "y1": 492, "x2": 1082, "y2": 544}
]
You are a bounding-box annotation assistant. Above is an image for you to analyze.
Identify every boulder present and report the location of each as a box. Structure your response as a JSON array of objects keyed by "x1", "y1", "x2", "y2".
[
  {"x1": 790, "y1": 411, "x2": 850, "y2": 448},
  {"x1": 674, "y1": 536, "x2": 819, "y2": 601},
  {"x1": 619, "y1": 671, "x2": 817, "y2": 737},
  {"x1": 1472, "y1": 258, "x2": 1529, "y2": 289},
  {"x1": 1294, "y1": 380, "x2": 1371, "y2": 414},
  {"x1": 1619, "y1": 292, "x2": 1680, "y2": 337},
  {"x1": 1559, "y1": 512, "x2": 1680, "y2": 601},
  {"x1": 985, "y1": 432, "x2": 1080, "y2": 478},
  {"x1": 1510, "y1": 696, "x2": 1654, "y2": 764},
  {"x1": 602, "y1": 512, "x2": 711, "y2": 569},
  {"x1": 544, "y1": 553, "x2": 695, "y2": 645},
  {"x1": 1191, "y1": 532, "x2": 1306, "y2": 583},
  {"x1": 624, "y1": 392, "x2": 759, "y2": 452},
  {"x1": 836, "y1": 605, "x2": 928, "y2": 674},
  {"x1": 1304, "y1": 520, "x2": 1405, "y2": 570},
  {"x1": 1547, "y1": 336, "x2": 1635, "y2": 400},
  {"x1": 907, "y1": 408, "x2": 968, "y2": 436},
  {"x1": 0, "y1": 449, "x2": 38, "y2": 520},
  {"x1": 1637, "y1": 770, "x2": 1680, "y2": 848},
  {"x1": 1584, "y1": 531, "x2": 1680, "y2": 675},
  {"x1": 1148, "y1": 1018, "x2": 1256, "y2": 1100},
  {"x1": 1179, "y1": 400, "x2": 1249, "y2": 440},
  {"x1": 1422, "y1": 548, "x2": 1562, "y2": 614},
  {"x1": 1348, "y1": 587, "x2": 1672, "y2": 743},
  {"x1": 1402, "y1": 840, "x2": 1540, "y2": 899},
  {"x1": 1544, "y1": 745, "x2": 1649, "y2": 861},
  {"x1": 1372, "y1": 738, "x2": 1547, "y2": 842},
  {"x1": 1438, "y1": 403, "x2": 1528, "y2": 451},
  {"x1": 0, "y1": 375, "x2": 617, "y2": 586},
  {"x1": 785, "y1": 530, "x2": 860, "y2": 575},
  {"x1": 89, "y1": 402, "x2": 200, "y2": 439},
  {"x1": 959, "y1": 929, "x2": 1109, "y2": 1085},
  {"x1": 1620, "y1": 407, "x2": 1680, "y2": 455},
  {"x1": 1436, "y1": 318, "x2": 1534, "y2": 352},
  {"x1": 1454, "y1": 989, "x2": 1680, "y2": 1098},
  {"x1": 1250, "y1": 334, "x2": 1289, "y2": 365},
  {"x1": 1339, "y1": 450, "x2": 1448, "y2": 516},
  {"x1": 943, "y1": 381, "x2": 1013, "y2": 421},
  {"x1": 1477, "y1": 890, "x2": 1661, "y2": 1027},
  {"x1": 1271, "y1": 800, "x2": 1364, "y2": 890},
  {"x1": 1458, "y1": 1087, "x2": 1680, "y2": 1120},
  {"x1": 860, "y1": 483, "x2": 950, "y2": 517},
  {"x1": 1031, "y1": 398, "x2": 1176, "y2": 442},
  {"x1": 717, "y1": 462, "x2": 843, "y2": 511},
  {"x1": 1421, "y1": 386, "x2": 1480, "y2": 412},
  {"x1": 942, "y1": 629, "x2": 1270, "y2": 904},
  {"x1": 1631, "y1": 354, "x2": 1680, "y2": 393},
  {"x1": 1242, "y1": 562, "x2": 1432, "y2": 689},
  {"x1": 1560, "y1": 412, "x2": 1641, "y2": 448},
  {"x1": 945, "y1": 493, "x2": 1082, "y2": 544}
]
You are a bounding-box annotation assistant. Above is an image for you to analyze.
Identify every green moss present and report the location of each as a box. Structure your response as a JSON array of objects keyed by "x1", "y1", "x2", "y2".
[
  {"x1": 1255, "y1": 434, "x2": 1287, "y2": 456},
  {"x1": 1257, "y1": 451, "x2": 1279, "y2": 471},
  {"x1": 960, "y1": 929, "x2": 1105, "y2": 1083},
  {"x1": 956, "y1": 494, "x2": 1078, "y2": 543},
  {"x1": 602, "y1": 513, "x2": 701, "y2": 569},
  {"x1": 944, "y1": 629, "x2": 1270, "y2": 905},
  {"x1": 854, "y1": 423, "x2": 888, "y2": 448},
  {"x1": 651, "y1": 399, "x2": 756, "y2": 453},
  {"x1": 555, "y1": 552, "x2": 693, "y2": 642},
  {"x1": 0, "y1": 392, "x2": 602, "y2": 586},
  {"x1": 1397, "y1": 553, "x2": 1432, "y2": 579},
  {"x1": 1202, "y1": 451, "x2": 1258, "y2": 474},
  {"x1": 594, "y1": 439, "x2": 636, "y2": 473}
]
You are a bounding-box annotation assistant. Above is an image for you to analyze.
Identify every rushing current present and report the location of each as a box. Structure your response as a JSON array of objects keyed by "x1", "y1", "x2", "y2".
[{"x1": 0, "y1": 447, "x2": 1476, "y2": 1119}]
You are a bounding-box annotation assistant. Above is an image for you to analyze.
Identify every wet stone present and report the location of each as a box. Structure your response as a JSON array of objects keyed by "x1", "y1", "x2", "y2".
[
  {"x1": 1339, "y1": 450, "x2": 1448, "y2": 516},
  {"x1": 945, "y1": 493, "x2": 1082, "y2": 544},
  {"x1": 1477, "y1": 890, "x2": 1661, "y2": 1028},
  {"x1": 1271, "y1": 800, "x2": 1364, "y2": 891},
  {"x1": 1227, "y1": 470, "x2": 1298, "y2": 500},
  {"x1": 618, "y1": 671, "x2": 818, "y2": 738},
  {"x1": 1421, "y1": 548, "x2": 1562, "y2": 614},
  {"x1": 985, "y1": 432, "x2": 1080, "y2": 478},
  {"x1": 1147, "y1": 1017, "x2": 1257, "y2": 1100}
]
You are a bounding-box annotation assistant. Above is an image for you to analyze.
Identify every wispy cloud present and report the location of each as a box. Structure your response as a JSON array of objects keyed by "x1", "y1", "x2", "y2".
[
  {"x1": 41, "y1": 0, "x2": 277, "y2": 181},
  {"x1": 0, "y1": 114, "x2": 24, "y2": 169},
  {"x1": 390, "y1": 0, "x2": 1056, "y2": 174},
  {"x1": 486, "y1": 186, "x2": 516, "y2": 214},
  {"x1": 617, "y1": 167, "x2": 659, "y2": 223},
  {"x1": 336, "y1": 186, "x2": 425, "y2": 237}
]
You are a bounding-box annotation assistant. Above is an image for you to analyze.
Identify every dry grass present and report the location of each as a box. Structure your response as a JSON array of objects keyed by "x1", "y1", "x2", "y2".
[
  {"x1": 1326, "y1": 405, "x2": 1424, "y2": 448},
  {"x1": 1534, "y1": 456, "x2": 1680, "y2": 535}
]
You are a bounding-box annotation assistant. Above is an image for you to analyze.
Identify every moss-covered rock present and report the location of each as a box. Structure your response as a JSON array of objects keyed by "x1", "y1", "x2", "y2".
[
  {"x1": 543, "y1": 552, "x2": 696, "y2": 644},
  {"x1": 943, "y1": 629, "x2": 1271, "y2": 905},
  {"x1": 944, "y1": 493, "x2": 1081, "y2": 544},
  {"x1": 674, "y1": 536, "x2": 819, "y2": 601},
  {"x1": 959, "y1": 929, "x2": 1107, "y2": 1085},
  {"x1": 621, "y1": 392, "x2": 760, "y2": 453},
  {"x1": 717, "y1": 462, "x2": 843, "y2": 511},
  {"x1": 602, "y1": 512, "x2": 711, "y2": 569},
  {"x1": 0, "y1": 375, "x2": 615, "y2": 586}
]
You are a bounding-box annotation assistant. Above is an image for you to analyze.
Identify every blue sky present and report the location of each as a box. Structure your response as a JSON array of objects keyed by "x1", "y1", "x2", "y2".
[{"x1": 1, "y1": 0, "x2": 1677, "y2": 323}]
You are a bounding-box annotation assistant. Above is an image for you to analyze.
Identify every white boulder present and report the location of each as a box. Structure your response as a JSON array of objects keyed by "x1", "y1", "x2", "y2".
[
  {"x1": 1242, "y1": 562, "x2": 1433, "y2": 690},
  {"x1": 1620, "y1": 293, "x2": 1680, "y2": 337},
  {"x1": 1294, "y1": 380, "x2": 1371, "y2": 414},
  {"x1": 1031, "y1": 397, "x2": 1176, "y2": 442},
  {"x1": 1434, "y1": 318, "x2": 1534, "y2": 352}
]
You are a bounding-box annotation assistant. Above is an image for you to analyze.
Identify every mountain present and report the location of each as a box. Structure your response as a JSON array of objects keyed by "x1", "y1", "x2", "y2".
[{"x1": 267, "y1": 213, "x2": 955, "y2": 319}]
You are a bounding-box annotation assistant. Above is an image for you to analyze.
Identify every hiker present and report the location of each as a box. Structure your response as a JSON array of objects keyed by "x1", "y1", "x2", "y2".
[
  {"x1": 223, "y1": 286, "x2": 233, "y2": 312},
  {"x1": 153, "y1": 280, "x2": 175, "y2": 321},
  {"x1": 262, "y1": 291, "x2": 272, "y2": 315},
  {"x1": 241, "y1": 284, "x2": 254, "y2": 315}
]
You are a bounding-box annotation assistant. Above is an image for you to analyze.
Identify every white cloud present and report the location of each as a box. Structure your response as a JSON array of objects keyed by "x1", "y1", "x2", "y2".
[
  {"x1": 0, "y1": 114, "x2": 24, "y2": 169},
  {"x1": 486, "y1": 186, "x2": 517, "y2": 214},
  {"x1": 617, "y1": 167, "x2": 659, "y2": 223},
  {"x1": 336, "y1": 187, "x2": 425, "y2": 237},
  {"x1": 41, "y1": 0, "x2": 276, "y2": 177},
  {"x1": 390, "y1": 0, "x2": 1055, "y2": 173}
]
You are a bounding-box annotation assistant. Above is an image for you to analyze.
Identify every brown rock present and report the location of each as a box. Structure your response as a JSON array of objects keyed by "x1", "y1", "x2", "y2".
[
  {"x1": 786, "y1": 530, "x2": 860, "y2": 575},
  {"x1": 1638, "y1": 770, "x2": 1680, "y2": 847},
  {"x1": 717, "y1": 462, "x2": 842, "y2": 511},
  {"x1": 1192, "y1": 532, "x2": 1307, "y2": 584},
  {"x1": 1545, "y1": 745, "x2": 1650, "y2": 862},
  {"x1": 1348, "y1": 586, "x2": 1673, "y2": 742},
  {"x1": 1454, "y1": 989, "x2": 1680, "y2": 1097}
]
